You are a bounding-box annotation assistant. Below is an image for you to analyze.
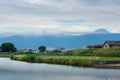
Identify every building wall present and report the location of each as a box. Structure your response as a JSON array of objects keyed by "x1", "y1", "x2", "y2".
[{"x1": 103, "y1": 43, "x2": 110, "y2": 48}]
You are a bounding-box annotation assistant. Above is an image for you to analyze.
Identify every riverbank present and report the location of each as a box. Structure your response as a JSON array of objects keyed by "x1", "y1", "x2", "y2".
[
  {"x1": 1, "y1": 47, "x2": 120, "y2": 68},
  {"x1": 1, "y1": 58, "x2": 120, "y2": 80},
  {"x1": 0, "y1": 52, "x2": 12, "y2": 57},
  {"x1": 11, "y1": 55, "x2": 120, "y2": 69},
  {"x1": 94, "y1": 64, "x2": 120, "y2": 69}
]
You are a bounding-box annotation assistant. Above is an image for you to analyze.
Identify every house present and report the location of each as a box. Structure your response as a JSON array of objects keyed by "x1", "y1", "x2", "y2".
[
  {"x1": 46, "y1": 47, "x2": 54, "y2": 52},
  {"x1": 60, "y1": 47, "x2": 66, "y2": 52},
  {"x1": 32, "y1": 50, "x2": 39, "y2": 53},
  {"x1": 22, "y1": 48, "x2": 28, "y2": 52},
  {"x1": 86, "y1": 44, "x2": 103, "y2": 49},
  {"x1": 103, "y1": 41, "x2": 120, "y2": 48},
  {"x1": 53, "y1": 47, "x2": 66, "y2": 52},
  {"x1": 28, "y1": 49, "x2": 39, "y2": 53}
]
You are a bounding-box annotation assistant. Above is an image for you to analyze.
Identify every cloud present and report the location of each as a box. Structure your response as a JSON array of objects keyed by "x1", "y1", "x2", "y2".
[{"x1": 0, "y1": 0, "x2": 120, "y2": 37}]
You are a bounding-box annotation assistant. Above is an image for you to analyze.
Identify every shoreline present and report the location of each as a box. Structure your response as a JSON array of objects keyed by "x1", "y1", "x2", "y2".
[
  {"x1": 93, "y1": 64, "x2": 120, "y2": 69},
  {"x1": 1, "y1": 56, "x2": 120, "y2": 69},
  {"x1": 10, "y1": 55, "x2": 120, "y2": 69},
  {"x1": 12, "y1": 59, "x2": 120, "y2": 69},
  {"x1": 0, "y1": 56, "x2": 10, "y2": 58}
]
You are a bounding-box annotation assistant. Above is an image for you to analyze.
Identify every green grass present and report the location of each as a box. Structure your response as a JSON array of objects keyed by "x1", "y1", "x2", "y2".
[
  {"x1": 1, "y1": 47, "x2": 120, "y2": 67},
  {"x1": 0, "y1": 52, "x2": 13, "y2": 57},
  {"x1": 25, "y1": 48, "x2": 120, "y2": 57},
  {"x1": 11, "y1": 55, "x2": 94, "y2": 67},
  {"x1": 66, "y1": 48, "x2": 120, "y2": 57},
  {"x1": 0, "y1": 52, "x2": 26, "y2": 57},
  {"x1": 10, "y1": 47, "x2": 120, "y2": 67},
  {"x1": 98, "y1": 57, "x2": 120, "y2": 61},
  {"x1": 11, "y1": 55, "x2": 120, "y2": 67},
  {"x1": 35, "y1": 56, "x2": 120, "y2": 61},
  {"x1": 1, "y1": 47, "x2": 120, "y2": 57}
]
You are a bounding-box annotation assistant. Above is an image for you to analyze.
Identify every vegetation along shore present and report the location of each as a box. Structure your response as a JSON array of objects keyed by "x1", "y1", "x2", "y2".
[
  {"x1": 0, "y1": 42, "x2": 120, "y2": 68},
  {"x1": 10, "y1": 48, "x2": 120, "y2": 69},
  {"x1": 11, "y1": 55, "x2": 120, "y2": 68}
]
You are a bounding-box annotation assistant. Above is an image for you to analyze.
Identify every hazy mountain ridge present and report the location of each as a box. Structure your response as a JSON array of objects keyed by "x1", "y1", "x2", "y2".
[
  {"x1": 94, "y1": 29, "x2": 110, "y2": 33},
  {"x1": 0, "y1": 33, "x2": 120, "y2": 50}
]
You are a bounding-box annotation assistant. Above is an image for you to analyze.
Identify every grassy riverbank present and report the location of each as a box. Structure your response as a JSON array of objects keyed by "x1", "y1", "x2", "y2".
[
  {"x1": 1, "y1": 48, "x2": 120, "y2": 68},
  {"x1": 11, "y1": 55, "x2": 94, "y2": 67},
  {"x1": 0, "y1": 52, "x2": 13, "y2": 57},
  {"x1": 0, "y1": 52, "x2": 26, "y2": 57},
  {"x1": 11, "y1": 55, "x2": 120, "y2": 67},
  {"x1": 65, "y1": 48, "x2": 120, "y2": 57}
]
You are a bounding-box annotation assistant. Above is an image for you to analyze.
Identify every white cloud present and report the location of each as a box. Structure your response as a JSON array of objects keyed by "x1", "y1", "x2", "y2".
[
  {"x1": 61, "y1": 26, "x2": 91, "y2": 32},
  {"x1": 0, "y1": 0, "x2": 120, "y2": 36}
]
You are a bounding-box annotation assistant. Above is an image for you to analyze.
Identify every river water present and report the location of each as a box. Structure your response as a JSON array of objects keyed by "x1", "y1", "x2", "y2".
[{"x1": 0, "y1": 58, "x2": 120, "y2": 80}]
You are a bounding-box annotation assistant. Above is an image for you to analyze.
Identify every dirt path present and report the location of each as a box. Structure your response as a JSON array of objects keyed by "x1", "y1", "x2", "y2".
[{"x1": 94, "y1": 64, "x2": 120, "y2": 69}]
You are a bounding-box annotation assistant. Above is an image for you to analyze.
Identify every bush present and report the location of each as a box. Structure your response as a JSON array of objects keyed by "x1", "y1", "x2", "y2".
[
  {"x1": 65, "y1": 48, "x2": 120, "y2": 57},
  {"x1": 11, "y1": 55, "x2": 94, "y2": 67}
]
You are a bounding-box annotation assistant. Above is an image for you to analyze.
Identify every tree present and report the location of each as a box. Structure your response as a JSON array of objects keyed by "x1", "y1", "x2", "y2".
[
  {"x1": 1, "y1": 42, "x2": 17, "y2": 52},
  {"x1": 38, "y1": 46, "x2": 46, "y2": 52}
]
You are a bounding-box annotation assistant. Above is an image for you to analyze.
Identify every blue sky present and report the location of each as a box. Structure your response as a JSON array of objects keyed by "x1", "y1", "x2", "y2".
[{"x1": 0, "y1": 0, "x2": 120, "y2": 36}]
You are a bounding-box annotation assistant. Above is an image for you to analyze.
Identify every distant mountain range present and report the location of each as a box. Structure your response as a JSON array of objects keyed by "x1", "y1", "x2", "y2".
[
  {"x1": 94, "y1": 29, "x2": 110, "y2": 34},
  {"x1": 0, "y1": 32, "x2": 120, "y2": 50}
]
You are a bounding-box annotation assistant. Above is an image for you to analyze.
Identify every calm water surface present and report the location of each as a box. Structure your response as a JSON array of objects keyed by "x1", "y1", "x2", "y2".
[{"x1": 0, "y1": 58, "x2": 120, "y2": 80}]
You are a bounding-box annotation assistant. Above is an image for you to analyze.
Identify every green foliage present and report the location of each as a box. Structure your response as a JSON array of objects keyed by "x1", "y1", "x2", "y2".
[
  {"x1": 66, "y1": 48, "x2": 120, "y2": 57},
  {"x1": 10, "y1": 47, "x2": 120, "y2": 67},
  {"x1": 1, "y1": 42, "x2": 17, "y2": 52},
  {"x1": 34, "y1": 48, "x2": 120, "y2": 57},
  {"x1": 12, "y1": 55, "x2": 120, "y2": 67},
  {"x1": 0, "y1": 52, "x2": 13, "y2": 57},
  {"x1": 10, "y1": 54, "x2": 14, "y2": 59},
  {"x1": 38, "y1": 46, "x2": 46, "y2": 52},
  {"x1": 21, "y1": 56, "x2": 36, "y2": 62}
]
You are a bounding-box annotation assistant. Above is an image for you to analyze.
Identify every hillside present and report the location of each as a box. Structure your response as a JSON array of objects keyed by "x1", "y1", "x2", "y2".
[
  {"x1": 66, "y1": 48, "x2": 120, "y2": 57},
  {"x1": 0, "y1": 33, "x2": 120, "y2": 49},
  {"x1": 94, "y1": 29, "x2": 110, "y2": 34}
]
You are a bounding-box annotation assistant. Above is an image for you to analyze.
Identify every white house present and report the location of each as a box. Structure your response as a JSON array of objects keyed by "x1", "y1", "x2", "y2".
[
  {"x1": 103, "y1": 41, "x2": 120, "y2": 48},
  {"x1": 46, "y1": 47, "x2": 54, "y2": 52}
]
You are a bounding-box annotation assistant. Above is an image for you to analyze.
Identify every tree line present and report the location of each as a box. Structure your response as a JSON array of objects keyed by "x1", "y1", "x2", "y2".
[{"x1": 0, "y1": 42, "x2": 46, "y2": 52}]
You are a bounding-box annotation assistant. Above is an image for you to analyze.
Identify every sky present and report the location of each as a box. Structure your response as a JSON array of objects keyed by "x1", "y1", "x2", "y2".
[{"x1": 0, "y1": 0, "x2": 120, "y2": 37}]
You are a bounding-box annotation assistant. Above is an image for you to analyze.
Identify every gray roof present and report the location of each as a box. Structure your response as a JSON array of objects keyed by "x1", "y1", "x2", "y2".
[
  {"x1": 104, "y1": 41, "x2": 120, "y2": 46},
  {"x1": 86, "y1": 44, "x2": 103, "y2": 48}
]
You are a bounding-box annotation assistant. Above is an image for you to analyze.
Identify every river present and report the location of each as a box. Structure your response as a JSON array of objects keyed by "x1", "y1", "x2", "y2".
[{"x1": 0, "y1": 58, "x2": 120, "y2": 80}]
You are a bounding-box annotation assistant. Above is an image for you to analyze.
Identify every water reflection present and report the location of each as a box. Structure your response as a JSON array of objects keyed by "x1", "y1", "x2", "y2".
[{"x1": 0, "y1": 58, "x2": 120, "y2": 80}]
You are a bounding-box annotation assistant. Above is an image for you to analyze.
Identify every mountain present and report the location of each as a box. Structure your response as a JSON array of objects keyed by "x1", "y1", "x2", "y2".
[
  {"x1": 0, "y1": 33, "x2": 120, "y2": 50},
  {"x1": 94, "y1": 29, "x2": 110, "y2": 34}
]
